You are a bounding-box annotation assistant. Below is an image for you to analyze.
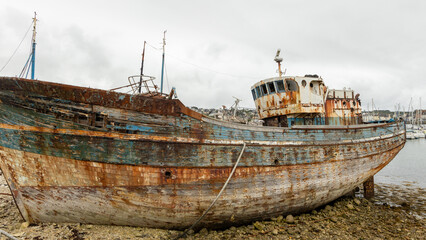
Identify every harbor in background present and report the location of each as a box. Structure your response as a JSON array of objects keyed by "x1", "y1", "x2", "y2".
[{"x1": 376, "y1": 137, "x2": 426, "y2": 188}]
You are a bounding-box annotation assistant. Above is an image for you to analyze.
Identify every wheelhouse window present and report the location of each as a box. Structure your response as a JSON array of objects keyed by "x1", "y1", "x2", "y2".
[
  {"x1": 275, "y1": 80, "x2": 286, "y2": 93},
  {"x1": 267, "y1": 82, "x2": 276, "y2": 94},
  {"x1": 251, "y1": 89, "x2": 257, "y2": 100},
  {"x1": 260, "y1": 84, "x2": 268, "y2": 96},
  {"x1": 255, "y1": 86, "x2": 261, "y2": 97},
  {"x1": 286, "y1": 79, "x2": 299, "y2": 92}
]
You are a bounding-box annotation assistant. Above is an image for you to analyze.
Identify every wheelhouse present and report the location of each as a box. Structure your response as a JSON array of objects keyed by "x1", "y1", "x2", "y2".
[{"x1": 251, "y1": 50, "x2": 363, "y2": 127}]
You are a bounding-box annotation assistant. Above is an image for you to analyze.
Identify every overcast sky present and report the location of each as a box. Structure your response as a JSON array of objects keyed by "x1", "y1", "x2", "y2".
[{"x1": 1, "y1": 1, "x2": 425, "y2": 111}]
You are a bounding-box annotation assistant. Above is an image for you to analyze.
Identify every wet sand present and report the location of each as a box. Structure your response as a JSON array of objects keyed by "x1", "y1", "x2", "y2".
[{"x1": 1, "y1": 172, "x2": 424, "y2": 240}]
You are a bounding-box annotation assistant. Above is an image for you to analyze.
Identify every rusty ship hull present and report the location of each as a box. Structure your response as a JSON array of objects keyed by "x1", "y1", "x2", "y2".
[{"x1": 0, "y1": 77, "x2": 405, "y2": 229}]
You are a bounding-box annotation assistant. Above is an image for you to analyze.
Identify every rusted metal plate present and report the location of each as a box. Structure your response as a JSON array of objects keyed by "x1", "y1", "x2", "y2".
[
  {"x1": 253, "y1": 88, "x2": 324, "y2": 120},
  {"x1": 325, "y1": 89, "x2": 362, "y2": 125}
]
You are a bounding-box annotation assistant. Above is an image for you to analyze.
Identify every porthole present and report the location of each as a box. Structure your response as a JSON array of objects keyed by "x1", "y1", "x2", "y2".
[{"x1": 302, "y1": 80, "x2": 307, "y2": 87}]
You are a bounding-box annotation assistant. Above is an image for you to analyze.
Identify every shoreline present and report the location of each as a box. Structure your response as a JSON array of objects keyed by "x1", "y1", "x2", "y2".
[{"x1": 1, "y1": 173, "x2": 424, "y2": 239}]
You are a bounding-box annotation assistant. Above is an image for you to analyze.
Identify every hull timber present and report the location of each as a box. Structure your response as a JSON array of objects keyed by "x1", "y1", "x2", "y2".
[{"x1": 0, "y1": 77, "x2": 406, "y2": 229}]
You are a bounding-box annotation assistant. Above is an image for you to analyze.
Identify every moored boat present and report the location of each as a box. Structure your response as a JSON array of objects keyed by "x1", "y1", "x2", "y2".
[
  {"x1": 413, "y1": 129, "x2": 425, "y2": 139},
  {"x1": 0, "y1": 43, "x2": 406, "y2": 229},
  {"x1": 406, "y1": 129, "x2": 416, "y2": 139}
]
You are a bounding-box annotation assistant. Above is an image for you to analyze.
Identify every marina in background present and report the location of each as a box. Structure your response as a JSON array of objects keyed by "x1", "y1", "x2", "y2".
[{"x1": 376, "y1": 137, "x2": 426, "y2": 188}]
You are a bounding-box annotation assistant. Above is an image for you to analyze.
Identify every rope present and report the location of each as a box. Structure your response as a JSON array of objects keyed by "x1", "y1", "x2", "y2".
[
  {"x1": 0, "y1": 229, "x2": 18, "y2": 240},
  {"x1": 176, "y1": 142, "x2": 247, "y2": 239}
]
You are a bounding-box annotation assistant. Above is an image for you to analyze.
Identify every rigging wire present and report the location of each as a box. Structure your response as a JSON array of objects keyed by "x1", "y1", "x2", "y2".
[
  {"x1": 165, "y1": 63, "x2": 170, "y2": 93},
  {"x1": 0, "y1": 21, "x2": 33, "y2": 74},
  {"x1": 24, "y1": 58, "x2": 32, "y2": 78},
  {"x1": 146, "y1": 42, "x2": 162, "y2": 51},
  {"x1": 19, "y1": 54, "x2": 31, "y2": 78},
  {"x1": 145, "y1": 41, "x2": 261, "y2": 80}
]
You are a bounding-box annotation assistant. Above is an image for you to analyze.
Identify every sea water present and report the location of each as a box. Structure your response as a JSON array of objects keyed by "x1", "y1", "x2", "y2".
[{"x1": 375, "y1": 137, "x2": 426, "y2": 188}]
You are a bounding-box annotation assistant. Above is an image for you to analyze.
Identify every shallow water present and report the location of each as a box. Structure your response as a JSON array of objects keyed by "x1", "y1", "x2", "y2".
[{"x1": 375, "y1": 137, "x2": 426, "y2": 188}]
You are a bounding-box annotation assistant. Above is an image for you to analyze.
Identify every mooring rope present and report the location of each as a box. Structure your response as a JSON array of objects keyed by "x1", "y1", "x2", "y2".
[
  {"x1": 176, "y1": 142, "x2": 247, "y2": 239},
  {"x1": 0, "y1": 229, "x2": 18, "y2": 240}
]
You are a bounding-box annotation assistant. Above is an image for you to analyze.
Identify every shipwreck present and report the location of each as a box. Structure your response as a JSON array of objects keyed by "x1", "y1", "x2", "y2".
[{"x1": 0, "y1": 19, "x2": 406, "y2": 230}]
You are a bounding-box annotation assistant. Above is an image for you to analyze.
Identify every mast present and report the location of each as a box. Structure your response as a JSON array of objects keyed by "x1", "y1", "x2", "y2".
[
  {"x1": 410, "y1": 97, "x2": 413, "y2": 125},
  {"x1": 419, "y1": 97, "x2": 422, "y2": 126},
  {"x1": 30, "y1": 12, "x2": 37, "y2": 80},
  {"x1": 421, "y1": 97, "x2": 423, "y2": 126},
  {"x1": 402, "y1": 106, "x2": 405, "y2": 122},
  {"x1": 232, "y1": 96, "x2": 242, "y2": 118},
  {"x1": 274, "y1": 49, "x2": 288, "y2": 92},
  {"x1": 160, "y1": 30, "x2": 167, "y2": 94},
  {"x1": 138, "y1": 41, "x2": 146, "y2": 94}
]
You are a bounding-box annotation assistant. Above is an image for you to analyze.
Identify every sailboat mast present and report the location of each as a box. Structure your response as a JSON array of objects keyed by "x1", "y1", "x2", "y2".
[
  {"x1": 30, "y1": 12, "x2": 37, "y2": 80},
  {"x1": 421, "y1": 97, "x2": 423, "y2": 126},
  {"x1": 160, "y1": 30, "x2": 166, "y2": 94},
  {"x1": 419, "y1": 97, "x2": 422, "y2": 126},
  {"x1": 410, "y1": 98, "x2": 413, "y2": 125}
]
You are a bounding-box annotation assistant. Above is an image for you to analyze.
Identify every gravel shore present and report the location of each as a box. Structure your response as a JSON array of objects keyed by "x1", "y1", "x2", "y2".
[{"x1": 1, "y1": 172, "x2": 424, "y2": 240}]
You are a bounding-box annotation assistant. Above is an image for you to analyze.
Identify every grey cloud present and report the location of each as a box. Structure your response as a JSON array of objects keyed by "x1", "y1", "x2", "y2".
[{"x1": 1, "y1": 1, "x2": 425, "y2": 110}]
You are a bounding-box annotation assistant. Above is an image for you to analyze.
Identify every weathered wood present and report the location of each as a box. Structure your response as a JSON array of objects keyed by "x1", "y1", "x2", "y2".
[{"x1": 363, "y1": 176, "x2": 375, "y2": 199}]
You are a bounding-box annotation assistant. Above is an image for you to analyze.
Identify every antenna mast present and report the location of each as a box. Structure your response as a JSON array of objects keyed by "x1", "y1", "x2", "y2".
[
  {"x1": 30, "y1": 12, "x2": 37, "y2": 79},
  {"x1": 160, "y1": 30, "x2": 167, "y2": 94},
  {"x1": 27, "y1": 12, "x2": 37, "y2": 79},
  {"x1": 274, "y1": 49, "x2": 288, "y2": 91}
]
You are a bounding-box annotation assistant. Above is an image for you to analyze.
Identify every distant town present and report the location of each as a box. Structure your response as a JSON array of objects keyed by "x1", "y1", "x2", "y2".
[{"x1": 190, "y1": 106, "x2": 426, "y2": 126}]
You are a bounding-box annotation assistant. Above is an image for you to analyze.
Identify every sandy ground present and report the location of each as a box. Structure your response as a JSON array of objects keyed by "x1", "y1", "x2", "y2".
[{"x1": 0, "y1": 171, "x2": 424, "y2": 240}]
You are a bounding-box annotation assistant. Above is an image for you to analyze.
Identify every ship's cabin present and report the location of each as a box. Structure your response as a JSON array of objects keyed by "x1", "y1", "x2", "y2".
[
  {"x1": 324, "y1": 88, "x2": 363, "y2": 125},
  {"x1": 251, "y1": 75, "x2": 326, "y2": 127},
  {"x1": 252, "y1": 49, "x2": 363, "y2": 127}
]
